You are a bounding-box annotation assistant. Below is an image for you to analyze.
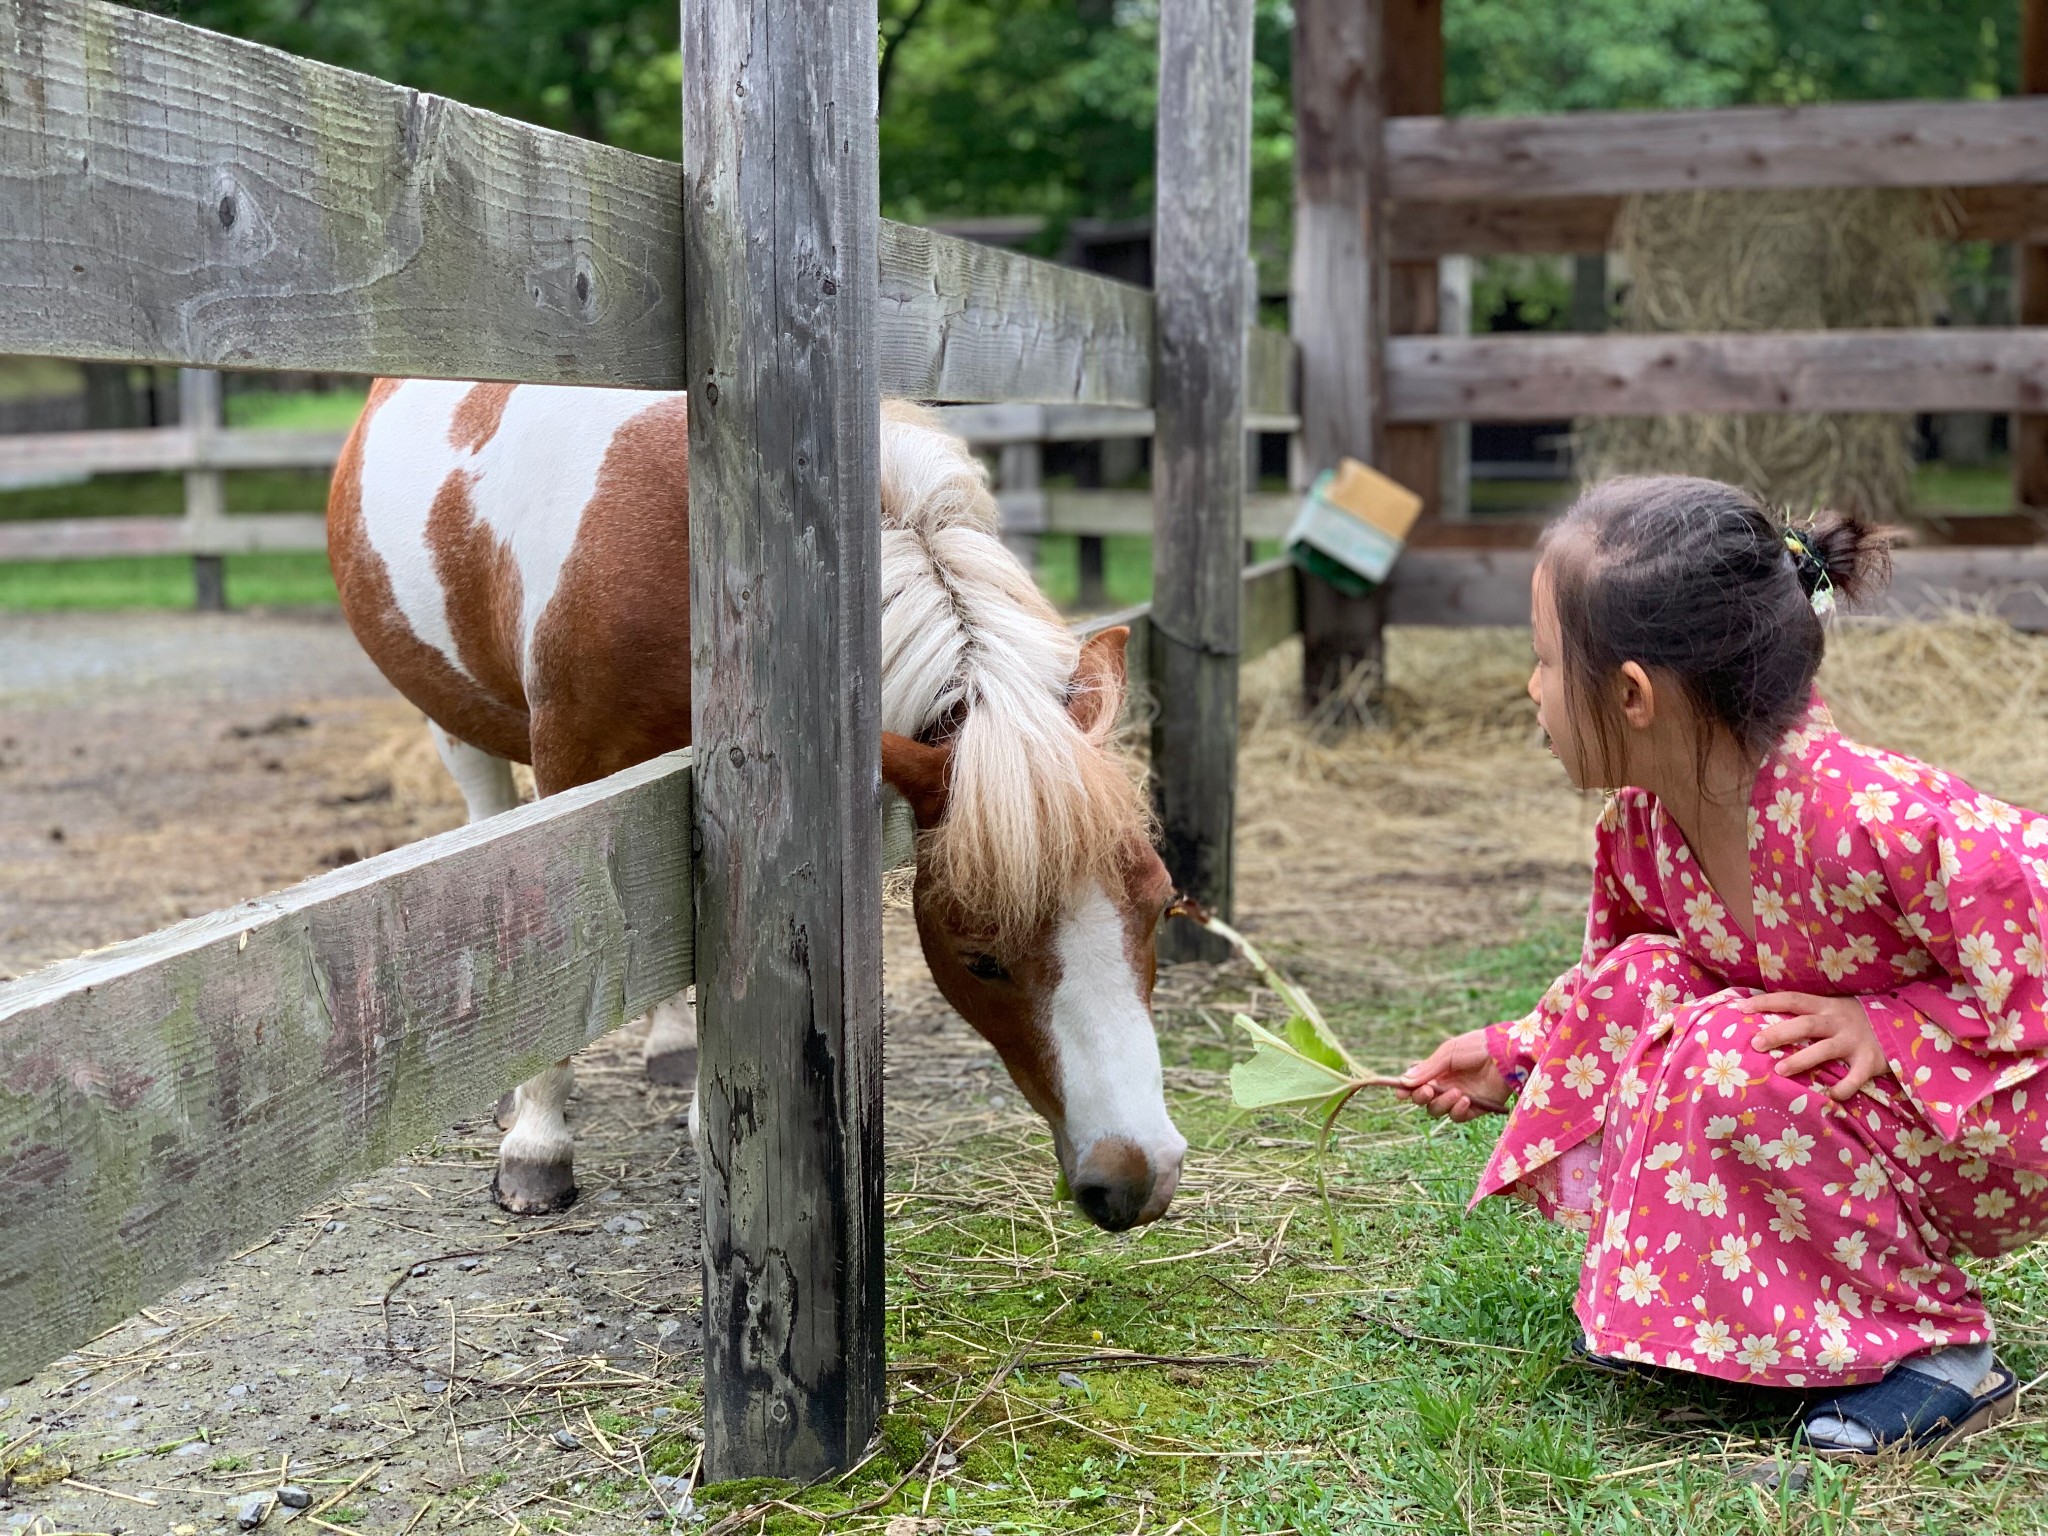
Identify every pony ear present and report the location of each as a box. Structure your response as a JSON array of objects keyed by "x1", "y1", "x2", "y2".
[
  {"x1": 1068, "y1": 625, "x2": 1130, "y2": 737},
  {"x1": 881, "y1": 732, "x2": 952, "y2": 828}
]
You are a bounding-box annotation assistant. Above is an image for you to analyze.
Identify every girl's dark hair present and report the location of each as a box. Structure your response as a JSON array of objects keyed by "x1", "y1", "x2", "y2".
[{"x1": 1541, "y1": 475, "x2": 1892, "y2": 784}]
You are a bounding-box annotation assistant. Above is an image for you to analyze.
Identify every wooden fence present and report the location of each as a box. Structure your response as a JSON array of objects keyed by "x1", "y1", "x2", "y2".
[
  {"x1": 1290, "y1": 0, "x2": 2048, "y2": 707},
  {"x1": 0, "y1": 0, "x2": 1288, "y2": 1481}
]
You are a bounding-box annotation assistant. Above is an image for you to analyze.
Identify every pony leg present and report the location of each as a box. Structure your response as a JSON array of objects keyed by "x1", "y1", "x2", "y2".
[
  {"x1": 429, "y1": 720, "x2": 521, "y2": 821},
  {"x1": 427, "y1": 723, "x2": 537, "y2": 1129},
  {"x1": 424, "y1": 723, "x2": 578, "y2": 1213},
  {"x1": 491, "y1": 1059, "x2": 579, "y2": 1214},
  {"x1": 641, "y1": 985, "x2": 698, "y2": 1086}
]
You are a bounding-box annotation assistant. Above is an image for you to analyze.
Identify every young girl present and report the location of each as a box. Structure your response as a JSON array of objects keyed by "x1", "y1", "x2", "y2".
[{"x1": 1400, "y1": 476, "x2": 2043, "y2": 1457}]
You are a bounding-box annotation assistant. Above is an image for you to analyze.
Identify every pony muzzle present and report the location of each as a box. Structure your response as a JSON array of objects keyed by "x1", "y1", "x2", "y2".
[{"x1": 1066, "y1": 1133, "x2": 1186, "y2": 1232}]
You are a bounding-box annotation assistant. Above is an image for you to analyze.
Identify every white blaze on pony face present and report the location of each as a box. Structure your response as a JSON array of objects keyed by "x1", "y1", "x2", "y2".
[{"x1": 1045, "y1": 882, "x2": 1188, "y2": 1231}]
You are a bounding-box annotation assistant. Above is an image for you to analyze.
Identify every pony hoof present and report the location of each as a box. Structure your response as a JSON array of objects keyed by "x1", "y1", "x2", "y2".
[
  {"x1": 493, "y1": 1089, "x2": 519, "y2": 1131},
  {"x1": 491, "y1": 1159, "x2": 578, "y2": 1215},
  {"x1": 644, "y1": 1047, "x2": 698, "y2": 1087}
]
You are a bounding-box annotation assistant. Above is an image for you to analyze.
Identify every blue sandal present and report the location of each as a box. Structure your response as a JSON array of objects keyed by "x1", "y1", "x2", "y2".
[{"x1": 1797, "y1": 1363, "x2": 2019, "y2": 1459}]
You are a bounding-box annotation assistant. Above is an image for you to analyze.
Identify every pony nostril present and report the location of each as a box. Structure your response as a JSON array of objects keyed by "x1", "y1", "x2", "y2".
[{"x1": 1074, "y1": 1176, "x2": 1147, "y2": 1233}]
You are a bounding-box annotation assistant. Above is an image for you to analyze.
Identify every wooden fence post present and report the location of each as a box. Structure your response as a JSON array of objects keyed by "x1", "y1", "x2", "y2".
[
  {"x1": 1291, "y1": 0, "x2": 1387, "y2": 716},
  {"x1": 178, "y1": 369, "x2": 227, "y2": 611},
  {"x1": 1379, "y1": 0, "x2": 1441, "y2": 524},
  {"x1": 1152, "y1": 0, "x2": 1253, "y2": 963},
  {"x1": 2018, "y1": 0, "x2": 2048, "y2": 513},
  {"x1": 682, "y1": 0, "x2": 886, "y2": 1481},
  {"x1": 999, "y1": 439, "x2": 1044, "y2": 575}
]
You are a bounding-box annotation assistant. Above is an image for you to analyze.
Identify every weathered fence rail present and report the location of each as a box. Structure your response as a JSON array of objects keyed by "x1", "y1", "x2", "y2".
[
  {"x1": 0, "y1": 0, "x2": 1290, "y2": 416},
  {"x1": 1385, "y1": 328, "x2": 2048, "y2": 423},
  {"x1": 1383, "y1": 98, "x2": 2048, "y2": 204},
  {"x1": 0, "y1": 751, "x2": 693, "y2": 1387}
]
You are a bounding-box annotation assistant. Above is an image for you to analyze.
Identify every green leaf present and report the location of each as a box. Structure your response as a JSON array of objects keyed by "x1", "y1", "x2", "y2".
[
  {"x1": 1200, "y1": 913, "x2": 1363, "y2": 1076},
  {"x1": 1228, "y1": 1015, "x2": 1356, "y2": 1109}
]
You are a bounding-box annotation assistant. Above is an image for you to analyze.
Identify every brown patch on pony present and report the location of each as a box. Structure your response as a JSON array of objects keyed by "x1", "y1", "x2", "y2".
[
  {"x1": 327, "y1": 381, "x2": 533, "y2": 764},
  {"x1": 425, "y1": 468, "x2": 528, "y2": 715},
  {"x1": 526, "y1": 393, "x2": 694, "y2": 794},
  {"x1": 449, "y1": 382, "x2": 518, "y2": 453}
]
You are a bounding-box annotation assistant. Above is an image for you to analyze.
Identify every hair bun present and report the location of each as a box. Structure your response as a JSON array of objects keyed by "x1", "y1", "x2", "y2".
[{"x1": 1783, "y1": 510, "x2": 1892, "y2": 608}]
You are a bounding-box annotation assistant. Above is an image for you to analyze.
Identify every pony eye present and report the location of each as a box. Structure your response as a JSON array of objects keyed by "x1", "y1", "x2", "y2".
[{"x1": 962, "y1": 952, "x2": 1011, "y2": 983}]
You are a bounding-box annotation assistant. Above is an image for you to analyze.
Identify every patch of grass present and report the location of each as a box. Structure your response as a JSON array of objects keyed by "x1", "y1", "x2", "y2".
[
  {"x1": 1033, "y1": 534, "x2": 1285, "y2": 612},
  {"x1": 1912, "y1": 459, "x2": 2012, "y2": 515},
  {"x1": 0, "y1": 551, "x2": 337, "y2": 610},
  {"x1": 699, "y1": 923, "x2": 2048, "y2": 1534},
  {"x1": 223, "y1": 387, "x2": 369, "y2": 431},
  {"x1": 208, "y1": 1452, "x2": 252, "y2": 1472}
]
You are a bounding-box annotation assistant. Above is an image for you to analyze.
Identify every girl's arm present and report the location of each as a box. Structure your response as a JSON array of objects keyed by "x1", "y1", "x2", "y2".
[{"x1": 1855, "y1": 799, "x2": 2048, "y2": 1155}]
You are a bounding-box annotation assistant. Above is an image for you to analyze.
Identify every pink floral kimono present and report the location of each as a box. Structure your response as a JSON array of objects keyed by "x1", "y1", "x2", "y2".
[{"x1": 1482, "y1": 699, "x2": 2048, "y2": 1387}]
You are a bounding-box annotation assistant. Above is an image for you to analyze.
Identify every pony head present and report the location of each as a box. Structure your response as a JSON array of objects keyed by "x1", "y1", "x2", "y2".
[{"x1": 882, "y1": 626, "x2": 1186, "y2": 1231}]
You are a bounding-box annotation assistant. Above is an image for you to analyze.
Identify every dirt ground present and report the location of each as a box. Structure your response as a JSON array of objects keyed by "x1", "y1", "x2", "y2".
[{"x1": 0, "y1": 610, "x2": 1593, "y2": 1536}]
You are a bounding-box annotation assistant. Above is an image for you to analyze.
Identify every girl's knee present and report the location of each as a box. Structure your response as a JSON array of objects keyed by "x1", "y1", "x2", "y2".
[{"x1": 1589, "y1": 932, "x2": 1715, "y2": 991}]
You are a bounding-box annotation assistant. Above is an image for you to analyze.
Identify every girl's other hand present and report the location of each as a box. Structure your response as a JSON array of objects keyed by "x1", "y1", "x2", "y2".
[
  {"x1": 1735, "y1": 992, "x2": 1890, "y2": 1101},
  {"x1": 1399, "y1": 1027, "x2": 1510, "y2": 1122}
]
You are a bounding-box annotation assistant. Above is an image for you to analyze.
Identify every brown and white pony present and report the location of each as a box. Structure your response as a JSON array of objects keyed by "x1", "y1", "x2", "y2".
[{"x1": 327, "y1": 381, "x2": 1186, "y2": 1231}]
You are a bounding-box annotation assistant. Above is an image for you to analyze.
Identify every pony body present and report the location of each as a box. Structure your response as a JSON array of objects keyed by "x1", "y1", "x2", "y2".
[{"x1": 329, "y1": 381, "x2": 1185, "y2": 1231}]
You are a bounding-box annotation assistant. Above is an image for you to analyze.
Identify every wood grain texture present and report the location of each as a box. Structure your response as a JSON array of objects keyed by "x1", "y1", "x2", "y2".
[
  {"x1": 1, "y1": 0, "x2": 683, "y2": 384},
  {"x1": 1385, "y1": 98, "x2": 2048, "y2": 203},
  {"x1": 0, "y1": 751, "x2": 693, "y2": 1388},
  {"x1": 1291, "y1": 0, "x2": 1388, "y2": 714},
  {"x1": 683, "y1": 0, "x2": 885, "y2": 1482},
  {"x1": 1385, "y1": 328, "x2": 2048, "y2": 423},
  {"x1": 1385, "y1": 186, "x2": 2048, "y2": 261},
  {"x1": 1151, "y1": 0, "x2": 1253, "y2": 962},
  {"x1": 877, "y1": 222, "x2": 1150, "y2": 405}
]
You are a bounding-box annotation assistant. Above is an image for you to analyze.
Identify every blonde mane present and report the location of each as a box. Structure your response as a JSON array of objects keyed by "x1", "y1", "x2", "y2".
[{"x1": 878, "y1": 402, "x2": 1151, "y2": 934}]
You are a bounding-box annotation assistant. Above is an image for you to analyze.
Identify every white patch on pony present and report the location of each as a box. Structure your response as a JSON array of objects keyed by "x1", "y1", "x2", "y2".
[
  {"x1": 357, "y1": 381, "x2": 671, "y2": 683},
  {"x1": 429, "y1": 720, "x2": 520, "y2": 821},
  {"x1": 499, "y1": 1058, "x2": 576, "y2": 1169},
  {"x1": 1045, "y1": 882, "x2": 1185, "y2": 1169},
  {"x1": 358, "y1": 379, "x2": 473, "y2": 674},
  {"x1": 464, "y1": 385, "x2": 668, "y2": 669}
]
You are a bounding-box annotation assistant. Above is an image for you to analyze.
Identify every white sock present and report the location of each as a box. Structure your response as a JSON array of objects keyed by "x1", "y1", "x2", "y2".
[{"x1": 1805, "y1": 1342, "x2": 1995, "y2": 1449}]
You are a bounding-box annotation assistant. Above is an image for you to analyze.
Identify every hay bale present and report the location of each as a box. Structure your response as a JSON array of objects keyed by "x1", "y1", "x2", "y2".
[{"x1": 1575, "y1": 188, "x2": 1944, "y2": 519}]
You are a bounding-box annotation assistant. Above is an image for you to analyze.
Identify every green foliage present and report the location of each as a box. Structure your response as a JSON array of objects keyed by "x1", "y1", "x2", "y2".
[{"x1": 1447, "y1": 0, "x2": 1771, "y2": 115}]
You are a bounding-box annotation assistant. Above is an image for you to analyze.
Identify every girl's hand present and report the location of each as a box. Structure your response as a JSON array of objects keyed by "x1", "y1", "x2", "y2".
[
  {"x1": 1398, "y1": 1027, "x2": 1510, "y2": 1122},
  {"x1": 1735, "y1": 992, "x2": 1890, "y2": 1101}
]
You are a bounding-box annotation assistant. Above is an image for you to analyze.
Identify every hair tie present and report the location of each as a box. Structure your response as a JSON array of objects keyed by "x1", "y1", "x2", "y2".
[{"x1": 1782, "y1": 528, "x2": 1835, "y2": 616}]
